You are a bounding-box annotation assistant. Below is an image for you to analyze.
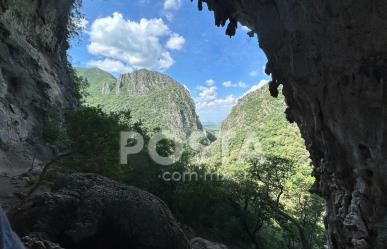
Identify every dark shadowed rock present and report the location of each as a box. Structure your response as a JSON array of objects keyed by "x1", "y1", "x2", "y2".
[
  {"x1": 0, "y1": 0, "x2": 78, "y2": 175},
  {"x1": 192, "y1": 0, "x2": 387, "y2": 248},
  {"x1": 22, "y1": 234, "x2": 65, "y2": 249},
  {"x1": 12, "y1": 173, "x2": 190, "y2": 249},
  {"x1": 190, "y1": 238, "x2": 228, "y2": 249}
]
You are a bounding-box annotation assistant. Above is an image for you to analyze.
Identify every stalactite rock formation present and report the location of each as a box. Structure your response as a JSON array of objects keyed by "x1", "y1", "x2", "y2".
[{"x1": 192, "y1": 1, "x2": 387, "y2": 248}]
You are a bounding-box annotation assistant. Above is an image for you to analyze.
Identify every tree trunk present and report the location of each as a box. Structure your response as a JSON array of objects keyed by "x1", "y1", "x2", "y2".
[{"x1": 274, "y1": 207, "x2": 311, "y2": 249}]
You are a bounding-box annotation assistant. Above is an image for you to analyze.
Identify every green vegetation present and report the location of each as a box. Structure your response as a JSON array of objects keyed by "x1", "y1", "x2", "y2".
[
  {"x1": 69, "y1": 65, "x2": 90, "y2": 102},
  {"x1": 76, "y1": 67, "x2": 116, "y2": 96},
  {"x1": 43, "y1": 106, "x2": 70, "y2": 148},
  {"x1": 43, "y1": 65, "x2": 89, "y2": 147},
  {"x1": 201, "y1": 86, "x2": 325, "y2": 248},
  {"x1": 51, "y1": 105, "x2": 190, "y2": 191},
  {"x1": 76, "y1": 68, "x2": 203, "y2": 138},
  {"x1": 55, "y1": 67, "x2": 325, "y2": 249},
  {"x1": 68, "y1": 0, "x2": 85, "y2": 39}
]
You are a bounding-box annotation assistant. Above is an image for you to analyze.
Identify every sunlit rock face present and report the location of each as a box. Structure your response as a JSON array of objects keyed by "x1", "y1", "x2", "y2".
[
  {"x1": 0, "y1": 0, "x2": 77, "y2": 175},
  {"x1": 192, "y1": 0, "x2": 387, "y2": 248}
]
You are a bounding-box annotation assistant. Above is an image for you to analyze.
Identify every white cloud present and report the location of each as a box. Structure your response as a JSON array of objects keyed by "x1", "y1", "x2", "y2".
[
  {"x1": 196, "y1": 94, "x2": 236, "y2": 110},
  {"x1": 222, "y1": 81, "x2": 232, "y2": 88},
  {"x1": 166, "y1": 33, "x2": 185, "y2": 50},
  {"x1": 222, "y1": 80, "x2": 247, "y2": 88},
  {"x1": 204, "y1": 95, "x2": 236, "y2": 108},
  {"x1": 195, "y1": 81, "x2": 237, "y2": 110},
  {"x1": 238, "y1": 81, "x2": 247, "y2": 88},
  {"x1": 249, "y1": 70, "x2": 258, "y2": 77},
  {"x1": 164, "y1": 0, "x2": 181, "y2": 10},
  {"x1": 198, "y1": 85, "x2": 217, "y2": 101},
  {"x1": 163, "y1": 13, "x2": 172, "y2": 22},
  {"x1": 87, "y1": 12, "x2": 185, "y2": 73},
  {"x1": 163, "y1": 0, "x2": 182, "y2": 21},
  {"x1": 205, "y1": 79, "x2": 216, "y2": 86},
  {"x1": 242, "y1": 80, "x2": 270, "y2": 97},
  {"x1": 195, "y1": 80, "x2": 238, "y2": 122},
  {"x1": 88, "y1": 59, "x2": 133, "y2": 74},
  {"x1": 250, "y1": 64, "x2": 269, "y2": 77}
]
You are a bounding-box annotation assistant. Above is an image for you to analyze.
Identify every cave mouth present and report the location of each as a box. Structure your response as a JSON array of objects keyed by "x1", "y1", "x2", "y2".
[
  {"x1": 66, "y1": 0, "x2": 327, "y2": 248},
  {"x1": 0, "y1": 0, "x2": 337, "y2": 248},
  {"x1": 65, "y1": 0, "x2": 325, "y2": 245},
  {"x1": 2, "y1": 0, "x2": 387, "y2": 248}
]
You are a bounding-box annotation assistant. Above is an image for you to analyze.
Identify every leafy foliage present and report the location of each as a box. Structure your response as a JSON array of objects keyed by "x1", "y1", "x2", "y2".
[
  {"x1": 58, "y1": 66, "x2": 325, "y2": 249},
  {"x1": 201, "y1": 86, "x2": 325, "y2": 248},
  {"x1": 43, "y1": 106, "x2": 70, "y2": 148},
  {"x1": 69, "y1": 65, "x2": 90, "y2": 103},
  {"x1": 67, "y1": 0, "x2": 85, "y2": 39},
  {"x1": 60, "y1": 106, "x2": 135, "y2": 179}
]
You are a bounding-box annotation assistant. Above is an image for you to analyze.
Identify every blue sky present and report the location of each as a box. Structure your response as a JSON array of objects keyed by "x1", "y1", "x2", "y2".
[{"x1": 68, "y1": 0, "x2": 270, "y2": 124}]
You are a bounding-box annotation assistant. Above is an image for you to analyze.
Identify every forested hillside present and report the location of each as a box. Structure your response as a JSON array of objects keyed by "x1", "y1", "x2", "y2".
[
  {"x1": 37, "y1": 67, "x2": 325, "y2": 249},
  {"x1": 76, "y1": 68, "x2": 204, "y2": 138},
  {"x1": 199, "y1": 86, "x2": 325, "y2": 249}
]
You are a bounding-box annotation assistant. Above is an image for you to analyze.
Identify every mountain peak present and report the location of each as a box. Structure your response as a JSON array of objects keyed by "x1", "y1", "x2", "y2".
[
  {"x1": 76, "y1": 67, "x2": 203, "y2": 138},
  {"x1": 121, "y1": 68, "x2": 165, "y2": 76},
  {"x1": 117, "y1": 69, "x2": 180, "y2": 96},
  {"x1": 132, "y1": 68, "x2": 152, "y2": 73}
]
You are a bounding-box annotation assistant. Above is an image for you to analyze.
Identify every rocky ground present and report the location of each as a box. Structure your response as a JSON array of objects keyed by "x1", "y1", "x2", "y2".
[{"x1": 0, "y1": 172, "x2": 37, "y2": 211}]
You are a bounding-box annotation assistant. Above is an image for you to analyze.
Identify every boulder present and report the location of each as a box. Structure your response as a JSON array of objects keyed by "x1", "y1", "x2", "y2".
[
  {"x1": 12, "y1": 173, "x2": 190, "y2": 249},
  {"x1": 22, "y1": 234, "x2": 65, "y2": 249},
  {"x1": 190, "y1": 238, "x2": 228, "y2": 249}
]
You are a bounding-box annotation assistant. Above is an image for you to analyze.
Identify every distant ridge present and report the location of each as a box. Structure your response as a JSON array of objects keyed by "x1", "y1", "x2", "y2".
[{"x1": 76, "y1": 68, "x2": 204, "y2": 138}]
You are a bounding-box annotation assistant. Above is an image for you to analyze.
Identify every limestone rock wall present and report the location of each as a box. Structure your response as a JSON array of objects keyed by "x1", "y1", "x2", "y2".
[
  {"x1": 113, "y1": 69, "x2": 204, "y2": 138},
  {"x1": 0, "y1": 0, "x2": 77, "y2": 175},
  {"x1": 193, "y1": 0, "x2": 387, "y2": 248},
  {"x1": 117, "y1": 69, "x2": 180, "y2": 96}
]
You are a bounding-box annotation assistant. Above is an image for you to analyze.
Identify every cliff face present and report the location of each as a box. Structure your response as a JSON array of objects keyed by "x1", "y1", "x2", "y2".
[
  {"x1": 193, "y1": 1, "x2": 387, "y2": 248},
  {"x1": 79, "y1": 68, "x2": 204, "y2": 139},
  {"x1": 0, "y1": 0, "x2": 77, "y2": 175},
  {"x1": 116, "y1": 69, "x2": 204, "y2": 138},
  {"x1": 117, "y1": 69, "x2": 180, "y2": 96}
]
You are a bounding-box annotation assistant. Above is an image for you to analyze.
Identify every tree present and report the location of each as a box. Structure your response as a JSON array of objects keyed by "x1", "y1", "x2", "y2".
[
  {"x1": 227, "y1": 175, "x2": 272, "y2": 249},
  {"x1": 248, "y1": 156, "x2": 324, "y2": 249}
]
